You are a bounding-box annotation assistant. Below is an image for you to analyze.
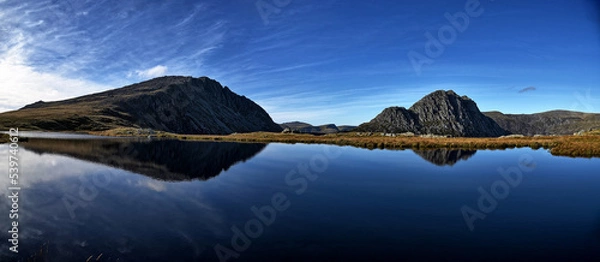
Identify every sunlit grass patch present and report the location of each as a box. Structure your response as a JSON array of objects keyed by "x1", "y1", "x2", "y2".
[{"x1": 0, "y1": 133, "x2": 9, "y2": 143}]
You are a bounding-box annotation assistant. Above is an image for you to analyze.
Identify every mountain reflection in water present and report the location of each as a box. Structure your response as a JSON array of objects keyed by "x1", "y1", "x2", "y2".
[
  {"x1": 21, "y1": 139, "x2": 481, "y2": 179},
  {"x1": 412, "y1": 148, "x2": 477, "y2": 166},
  {"x1": 21, "y1": 138, "x2": 267, "y2": 181}
]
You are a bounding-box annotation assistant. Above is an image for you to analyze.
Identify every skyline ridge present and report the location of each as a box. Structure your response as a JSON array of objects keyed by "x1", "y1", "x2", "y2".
[{"x1": 6, "y1": 75, "x2": 600, "y2": 127}]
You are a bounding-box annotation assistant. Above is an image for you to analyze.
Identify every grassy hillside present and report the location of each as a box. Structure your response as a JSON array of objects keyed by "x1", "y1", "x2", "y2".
[{"x1": 0, "y1": 106, "x2": 133, "y2": 132}]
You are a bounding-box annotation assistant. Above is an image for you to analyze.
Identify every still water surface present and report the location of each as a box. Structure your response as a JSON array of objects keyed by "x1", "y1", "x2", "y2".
[{"x1": 0, "y1": 138, "x2": 599, "y2": 261}]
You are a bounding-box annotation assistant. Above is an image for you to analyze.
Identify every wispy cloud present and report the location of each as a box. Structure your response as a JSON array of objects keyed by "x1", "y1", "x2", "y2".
[
  {"x1": 0, "y1": 0, "x2": 598, "y2": 123},
  {"x1": 0, "y1": 26, "x2": 111, "y2": 111},
  {"x1": 519, "y1": 86, "x2": 537, "y2": 93},
  {"x1": 0, "y1": 0, "x2": 229, "y2": 111},
  {"x1": 0, "y1": 59, "x2": 112, "y2": 112},
  {"x1": 172, "y1": 3, "x2": 208, "y2": 28},
  {"x1": 135, "y1": 65, "x2": 168, "y2": 79}
]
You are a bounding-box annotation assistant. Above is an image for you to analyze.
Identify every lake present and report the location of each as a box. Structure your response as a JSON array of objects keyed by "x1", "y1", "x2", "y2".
[{"x1": 1, "y1": 138, "x2": 599, "y2": 261}]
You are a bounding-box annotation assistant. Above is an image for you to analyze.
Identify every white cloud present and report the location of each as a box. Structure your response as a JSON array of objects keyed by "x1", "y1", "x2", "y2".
[
  {"x1": 0, "y1": 147, "x2": 110, "y2": 195},
  {"x1": 0, "y1": 61, "x2": 112, "y2": 112},
  {"x1": 135, "y1": 65, "x2": 168, "y2": 79},
  {"x1": 0, "y1": 41, "x2": 112, "y2": 112},
  {"x1": 0, "y1": 1, "x2": 227, "y2": 113},
  {"x1": 136, "y1": 180, "x2": 167, "y2": 192},
  {"x1": 0, "y1": 2, "x2": 114, "y2": 113}
]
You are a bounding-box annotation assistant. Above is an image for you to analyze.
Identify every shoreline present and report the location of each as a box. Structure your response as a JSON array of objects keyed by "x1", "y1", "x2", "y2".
[
  {"x1": 2, "y1": 128, "x2": 599, "y2": 158},
  {"x1": 89, "y1": 128, "x2": 600, "y2": 158}
]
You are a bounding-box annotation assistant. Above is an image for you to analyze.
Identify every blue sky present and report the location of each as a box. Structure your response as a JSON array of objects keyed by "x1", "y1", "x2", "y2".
[{"x1": 0, "y1": 0, "x2": 598, "y2": 125}]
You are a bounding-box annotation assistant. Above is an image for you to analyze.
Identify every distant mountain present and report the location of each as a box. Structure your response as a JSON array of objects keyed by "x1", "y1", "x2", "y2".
[
  {"x1": 356, "y1": 90, "x2": 507, "y2": 137},
  {"x1": 0, "y1": 76, "x2": 282, "y2": 134},
  {"x1": 337, "y1": 125, "x2": 358, "y2": 132},
  {"x1": 484, "y1": 110, "x2": 600, "y2": 136},
  {"x1": 279, "y1": 121, "x2": 357, "y2": 134}
]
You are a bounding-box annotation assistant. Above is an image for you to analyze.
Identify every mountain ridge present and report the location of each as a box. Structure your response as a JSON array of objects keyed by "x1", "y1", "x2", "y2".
[
  {"x1": 0, "y1": 76, "x2": 282, "y2": 134},
  {"x1": 1, "y1": 78, "x2": 599, "y2": 137},
  {"x1": 483, "y1": 110, "x2": 600, "y2": 136}
]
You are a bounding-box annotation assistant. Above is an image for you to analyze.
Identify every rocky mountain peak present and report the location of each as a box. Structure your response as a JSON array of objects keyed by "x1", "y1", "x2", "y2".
[{"x1": 356, "y1": 90, "x2": 507, "y2": 137}]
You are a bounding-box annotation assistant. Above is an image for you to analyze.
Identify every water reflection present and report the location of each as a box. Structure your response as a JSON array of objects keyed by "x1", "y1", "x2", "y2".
[
  {"x1": 0, "y1": 145, "x2": 233, "y2": 261},
  {"x1": 596, "y1": 212, "x2": 600, "y2": 242},
  {"x1": 412, "y1": 148, "x2": 477, "y2": 166},
  {"x1": 21, "y1": 139, "x2": 481, "y2": 178},
  {"x1": 21, "y1": 138, "x2": 267, "y2": 181},
  {"x1": 0, "y1": 142, "x2": 598, "y2": 261}
]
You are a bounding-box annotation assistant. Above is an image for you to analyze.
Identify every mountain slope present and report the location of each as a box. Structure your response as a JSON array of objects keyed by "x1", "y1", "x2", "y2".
[
  {"x1": 484, "y1": 110, "x2": 600, "y2": 136},
  {"x1": 0, "y1": 76, "x2": 282, "y2": 134},
  {"x1": 356, "y1": 90, "x2": 507, "y2": 137}
]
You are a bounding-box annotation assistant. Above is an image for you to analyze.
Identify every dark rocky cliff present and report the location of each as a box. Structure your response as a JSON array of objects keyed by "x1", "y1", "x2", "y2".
[{"x1": 356, "y1": 90, "x2": 508, "y2": 137}]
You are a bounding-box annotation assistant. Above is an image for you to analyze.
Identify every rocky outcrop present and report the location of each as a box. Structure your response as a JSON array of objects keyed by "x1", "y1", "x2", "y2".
[
  {"x1": 356, "y1": 90, "x2": 508, "y2": 137},
  {"x1": 356, "y1": 107, "x2": 420, "y2": 134},
  {"x1": 0, "y1": 76, "x2": 282, "y2": 134},
  {"x1": 484, "y1": 110, "x2": 600, "y2": 136}
]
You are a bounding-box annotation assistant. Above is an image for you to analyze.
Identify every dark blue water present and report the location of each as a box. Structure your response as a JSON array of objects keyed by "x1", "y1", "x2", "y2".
[{"x1": 1, "y1": 139, "x2": 599, "y2": 261}]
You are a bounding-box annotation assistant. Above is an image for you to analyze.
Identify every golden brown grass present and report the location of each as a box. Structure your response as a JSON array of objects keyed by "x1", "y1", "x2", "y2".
[
  {"x1": 91, "y1": 128, "x2": 600, "y2": 158},
  {"x1": 584, "y1": 129, "x2": 600, "y2": 136}
]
